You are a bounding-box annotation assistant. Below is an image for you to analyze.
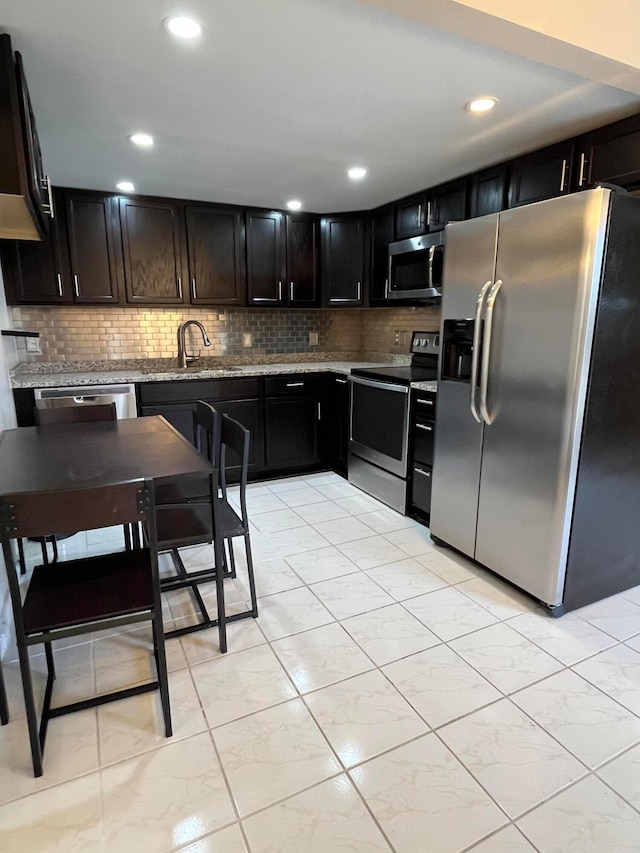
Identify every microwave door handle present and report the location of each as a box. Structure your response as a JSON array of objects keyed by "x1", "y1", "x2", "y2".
[
  {"x1": 427, "y1": 245, "x2": 436, "y2": 289},
  {"x1": 470, "y1": 280, "x2": 493, "y2": 424},
  {"x1": 479, "y1": 279, "x2": 503, "y2": 425}
]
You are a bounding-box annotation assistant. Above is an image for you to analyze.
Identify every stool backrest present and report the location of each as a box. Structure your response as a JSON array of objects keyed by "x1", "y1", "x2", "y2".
[{"x1": 193, "y1": 401, "x2": 221, "y2": 465}]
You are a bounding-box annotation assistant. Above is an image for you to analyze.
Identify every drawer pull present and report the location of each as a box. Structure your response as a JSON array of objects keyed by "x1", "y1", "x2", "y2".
[
  {"x1": 417, "y1": 398, "x2": 434, "y2": 406},
  {"x1": 335, "y1": 378, "x2": 347, "y2": 384},
  {"x1": 286, "y1": 382, "x2": 304, "y2": 387},
  {"x1": 415, "y1": 468, "x2": 431, "y2": 478},
  {"x1": 416, "y1": 424, "x2": 433, "y2": 432}
]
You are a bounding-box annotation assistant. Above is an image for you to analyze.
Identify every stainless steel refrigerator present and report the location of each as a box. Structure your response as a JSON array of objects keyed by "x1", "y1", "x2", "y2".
[{"x1": 430, "y1": 187, "x2": 640, "y2": 614}]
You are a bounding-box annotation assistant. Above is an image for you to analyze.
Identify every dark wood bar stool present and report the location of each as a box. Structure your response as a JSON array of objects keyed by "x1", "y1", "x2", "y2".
[
  {"x1": 0, "y1": 478, "x2": 172, "y2": 777},
  {"x1": 0, "y1": 661, "x2": 8, "y2": 726}
]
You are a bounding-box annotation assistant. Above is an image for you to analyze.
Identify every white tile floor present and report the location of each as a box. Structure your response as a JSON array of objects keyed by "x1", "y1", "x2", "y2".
[{"x1": 3, "y1": 472, "x2": 640, "y2": 851}]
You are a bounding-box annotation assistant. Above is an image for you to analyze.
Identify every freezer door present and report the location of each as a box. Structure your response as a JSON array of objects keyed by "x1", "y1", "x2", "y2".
[
  {"x1": 430, "y1": 214, "x2": 498, "y2": 557},
  {"x1": 474, "y1": 190, "x2": 610, "y2": 606}
]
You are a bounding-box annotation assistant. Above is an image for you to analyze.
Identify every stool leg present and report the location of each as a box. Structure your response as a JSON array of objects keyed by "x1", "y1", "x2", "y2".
[
  {"x1": 17, "y1": 538, "x2": 26, "y2": 576},
  {"x1": 152, "y1": 617, "x2": 172, "y2": 737},
  {"x1": 242, "y1": 532, "x2": 259, "y2": 618},
  {"x1": 0, "y1": 662, "x2": 9, "y2": 725}
]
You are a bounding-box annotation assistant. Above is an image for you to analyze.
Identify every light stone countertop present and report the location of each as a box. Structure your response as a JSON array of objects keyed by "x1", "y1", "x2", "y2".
[
  {"x1": 411, "y1": 381, "x2": 438, "y2": 393},
  {"x1": 10, "y1": 360, "x2": 404, "y2": 389}
]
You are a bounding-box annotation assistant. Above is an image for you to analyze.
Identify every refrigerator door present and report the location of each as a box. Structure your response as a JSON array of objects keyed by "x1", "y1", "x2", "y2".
[
  {"x1": 474, "y1": 190, "x2": 610, "y2": 606},
  {"x1": 430, "y1": 214, "x2": 498, "y2": 557}
]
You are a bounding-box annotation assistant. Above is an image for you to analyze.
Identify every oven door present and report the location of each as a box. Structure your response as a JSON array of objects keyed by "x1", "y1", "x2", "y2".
[{"x1": 349, "y1": 376, "x2": 410, "y2": 477}]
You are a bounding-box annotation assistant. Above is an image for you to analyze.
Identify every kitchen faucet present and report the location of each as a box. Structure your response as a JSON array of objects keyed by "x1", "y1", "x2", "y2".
[{"x1": 177, "y1": 320, "x2": 212, "y2": 368}]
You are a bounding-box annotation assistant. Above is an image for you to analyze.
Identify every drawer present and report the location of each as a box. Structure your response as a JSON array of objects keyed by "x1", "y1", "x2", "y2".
[
  {"x1": 411, "y1": 465, "x2": 433, "y2": 514},
  {"x1": 413, "y1": 419, "x2": 435, "y2": 465},
  {"x1": 264, "y1": 374, "x2": 326, "y2": 396},
  {"x1": 138, "y1": 377, "x2": 261, "y2": 405}
]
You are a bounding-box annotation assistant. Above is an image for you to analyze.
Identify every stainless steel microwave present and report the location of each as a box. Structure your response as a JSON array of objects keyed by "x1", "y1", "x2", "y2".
[{"x1": 386, "y1": 231, "x2": 444, "y2": 301}]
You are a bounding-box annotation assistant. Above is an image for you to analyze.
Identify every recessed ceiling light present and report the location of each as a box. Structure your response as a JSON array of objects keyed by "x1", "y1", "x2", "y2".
[
  {"x1": 116, "y1": 181, "x2": 135, "y2": 193},
  {"x1": 163, "y1": 15, "x2": 203, "y2": 39},
  {"x1": 348, "y1": 166, "x2": 367, "y2": 181},
  {"x1": 129, "y1": 132, "x2": 154, "y2": 148},
  {"x1": 286, "y1": 199, "x2": 302, "y2": 211},
  {"x1": 466, "y1": 96, "x2": 499, "y2": 114}
]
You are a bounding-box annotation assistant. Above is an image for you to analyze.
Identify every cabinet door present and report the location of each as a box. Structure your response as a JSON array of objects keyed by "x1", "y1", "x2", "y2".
[
  {"x1": 429, "y1": 180, "x2": 466, "y2": 230},
  {"x1": 246, "y1": 210, "x2": 285, "y2": 306},
  {"x1": 319, "y1": 374, "x2": 349, "y2": 470},
  {"x1": 185, "y1": 205, "x2": 245, "y2": 305},
  {"x1": 209, "y1": 397, "x2": 264, "y2": 477},
  {"x1": 369, "y1": 207, "x2": 394, "y2": 305},
  {"x1": 321, "y1": 215, "x2": 364, "y2": 305},
  {"x1": 140, "y1": 403, "x2": 195, "y2": 443},
  {"x1": 265, "y1": 395, "x2": 320, "y2": 469},
  {"x1": 119, "y1": 198, "x2": 185, "y2": 303},
  {"x1": 577, "y1": 116, "x2": 640, "y2": 189},
  {"x1": 468, "y1": 166, "x2": 506, "y2": 218},
  {"x1": 508, "y1": 141, "x2": 574, "y2": 207},
  {"x1": 66, "y1": 194, "x2": 120, "y2": 303},
  {"x1": 395, "y1": 192, "x2": 426, "y2": 239},
  {"x1": 1, "y1": 207, "x2": 69, "y2": 304},
  {"x1": 286, "y1": 214, "x2": 318, "y2": 307}
]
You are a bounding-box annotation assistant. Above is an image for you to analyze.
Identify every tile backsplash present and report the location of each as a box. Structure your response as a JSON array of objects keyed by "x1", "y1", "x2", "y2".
[{"x1": 12, "y1": 305, "x2": 441, "y2": 362}]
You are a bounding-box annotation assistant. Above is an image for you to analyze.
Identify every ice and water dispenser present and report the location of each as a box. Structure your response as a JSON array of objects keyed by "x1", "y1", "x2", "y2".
[{"x1": 441, "y1": 319, "x2": 475, "y2": 382}]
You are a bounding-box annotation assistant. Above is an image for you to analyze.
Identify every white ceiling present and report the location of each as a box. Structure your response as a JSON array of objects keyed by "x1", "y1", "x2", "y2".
[{"x1": 1, "y1": 0, "x2": 639, "y2": 212}]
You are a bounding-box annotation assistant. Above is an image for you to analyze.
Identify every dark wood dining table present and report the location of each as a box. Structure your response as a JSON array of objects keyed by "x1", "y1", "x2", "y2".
[{"x1": 0, "y1": 415, "x2": 213, "y2": 495}]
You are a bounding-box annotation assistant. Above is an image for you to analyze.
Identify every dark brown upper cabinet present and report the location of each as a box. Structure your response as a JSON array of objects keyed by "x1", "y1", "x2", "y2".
[
  {"x1": 185, "y1": 205, "x2": 245, "y2": 305},
  {"x1": 285, "y1": 213, "x2": 319, "y2": 307},
  {"x1": 428, "y1": 179, "x2": 466, "y2": 231},
  {"x1": 119, "y1": 198, "x2": 186, "y2": 304},
  {"x1": 246, "y1": 210, "x2": 319, "y2": 307},
  {"x1": 65, "y1": 193, "x2": 121, "y2": 303},
  {"x1": 576, "y1": 114, "x2": 640, "y2": 190},
  {"x1": 246, "y1": 210, "x2": 285, "y2": 306},
  {"x1": 468, "y1": 166, "x2": 507, "y2": 219},
  {"x1": 321, "y1": 214, "x2": 365, "y2": 306},
  {"x1": 395, "y1": 192, "x2": 426, "y2": 240},
  {"x1": 508, "y1": 141, "x2": 574, "y2": 208},
  {"x1": 0, "y1": 214, "x2": 69, "y2": 304},
  {"x1": 0, "y1": 34, "x2": 53, "y2": 241},
  {"x1": 369, "y1": 207, "x2": 394, "y2": 305}
]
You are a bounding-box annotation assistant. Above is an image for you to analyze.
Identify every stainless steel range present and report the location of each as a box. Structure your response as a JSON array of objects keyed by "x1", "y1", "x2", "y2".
[{"x1": 348, "y1": 331, "x2": 439, "y2": 512}]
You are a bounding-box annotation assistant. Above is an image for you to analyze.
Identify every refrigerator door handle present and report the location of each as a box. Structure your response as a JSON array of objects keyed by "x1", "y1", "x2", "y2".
[
  {"x1": 470, "y1": 280, "x2": 493, "y2": 423},
  {"x1": 479, "y1": 279, "x2": 503, "y2": 425}
]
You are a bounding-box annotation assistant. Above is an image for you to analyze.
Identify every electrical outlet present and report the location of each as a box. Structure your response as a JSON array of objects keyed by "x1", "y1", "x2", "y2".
[
  {"x1": 242, "y1": 332, "x2": 252, "y2": 348},
  {"x1": 309, "y1": 331, "x2": 318, "y2": 346},
  {"x1": 394, "y1": 330, "x2": 401, "y2": 345},
  {"x1": 26, "y1": 337, "x2": 40, "y2": 354}
]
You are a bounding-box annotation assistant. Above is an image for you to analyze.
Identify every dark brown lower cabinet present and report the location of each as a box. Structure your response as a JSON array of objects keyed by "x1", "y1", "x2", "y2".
[{"x1": 264, "y1": 374, "x2": 323, "y2": 470}]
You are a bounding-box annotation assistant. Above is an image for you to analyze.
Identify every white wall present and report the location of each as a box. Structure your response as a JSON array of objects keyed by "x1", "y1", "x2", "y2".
[{"x1": 0, "y1": 267, "x2": 18, "y2": 659}]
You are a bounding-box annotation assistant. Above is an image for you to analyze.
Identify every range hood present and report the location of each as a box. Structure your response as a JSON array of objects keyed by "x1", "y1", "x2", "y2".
[{"x1": 0, "y1": 34, "x2": 53, "y2": 241}]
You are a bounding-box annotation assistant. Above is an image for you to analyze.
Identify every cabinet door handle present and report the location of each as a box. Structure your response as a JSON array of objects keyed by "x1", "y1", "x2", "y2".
[
  {"x1": 417, "y1": 398, "x2": 434, "y2": 406},
  {"x1": 578, "y1": 152, "x2": 587, "y2": 187},
  {"x1": 191, "y1": 278, "x2": 197, "y2": 299},
  {"x1": 317, "y1": 401, "x2": 322, "y2": 420},
  {"x1": 414, "y1": 467, "x2": 431, "y2": 478},
  {"x1": 426, "y1": 201, "x2": 432, "y2": 228},
  {"x1": 417, "y1": 204, "x2": 422, "y2": 228},
  {"x1": 41, "y1": 176, "x2": 54, "y2": 218},
  {"x1": 356, "y1": 281, "x2": 361, "y2": 301},
  {"x1": 177, "y1": 277, "x2": 183, "y2": 298},
  {"x1": 384, "y1": 277, "x2": 390, "y2": 299},
  {"x1": 330, "y1": 298, "x2": 355, "y2": 303},
  {"x1": 415, "y1": 423, "x2": 433, "y2": 432},
  {"x1": 73, "y1": 274, "x2": 80, "y2": 297},
  {"x1": 56, "y1": 274, "x2": 63, "y2": 297},
  {"x1": 290, "y1": 281, "x2": 294, "y2": 301},
  {"x1": 278, "y1": 281, "x2": 283, "y2": 302},
  {"x1": 560, "y1": 158, "x2": 568, "y2": 193},
  {"x1": 286, "y1": 382, "x2": 304, "y2": 387},
  {"x1": 335, "y1": 378, "x2": 347, "y2": 384}
]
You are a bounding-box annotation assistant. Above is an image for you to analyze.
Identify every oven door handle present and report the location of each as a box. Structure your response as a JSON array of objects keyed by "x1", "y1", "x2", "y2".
[
  {"x1": 348, "y1": 375, "x2": 409, "y2": 394},
  {"x1": 470, "y1": 280, "x2": 493, "y2": 424}
]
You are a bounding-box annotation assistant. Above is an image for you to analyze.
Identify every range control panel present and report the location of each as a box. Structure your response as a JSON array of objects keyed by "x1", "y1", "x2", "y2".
[{"x1": 411, "y1": 330, "x2": 440, "y2": 356}]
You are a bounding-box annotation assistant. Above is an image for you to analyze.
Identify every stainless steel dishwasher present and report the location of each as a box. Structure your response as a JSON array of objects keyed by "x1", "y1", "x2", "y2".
[{"x1": 33, "y1": 384, "x2": 137, "y2": 419}]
